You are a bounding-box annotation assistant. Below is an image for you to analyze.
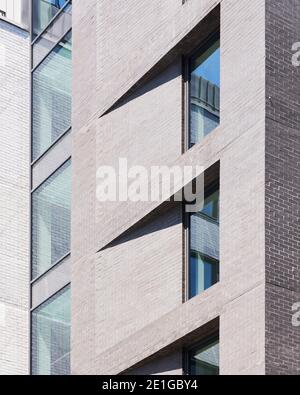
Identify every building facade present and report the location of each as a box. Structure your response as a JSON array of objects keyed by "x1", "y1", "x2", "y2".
[
  {"x1": 0, "y1": 0, "x2": 30, "y2": 375},
  {"x1": 0, "y1": 0, "x2": 299, "y2": 376},
  {"x1": 71, "y1": 0, "x2": 300, "y2": 376},
  {"x1": 0, "y1": 0, "x2": 72, "y2": 375},
  {"x1": 30, "y1": 0, "x2": 72, "y2": 375}
]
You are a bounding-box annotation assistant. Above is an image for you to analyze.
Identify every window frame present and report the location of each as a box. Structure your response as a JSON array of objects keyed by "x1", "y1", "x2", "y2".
[
  {"x1": 31, "y1": 29, "x2": 72, "y2": 162},
  {"x1": 31, "y1": 284, "x2": 71, "y2": 375},
  {"x1": 31, "y1": 0, "x2": 72, "y2": 43},
  {"x1": 183, "y1": 334, "x2": 220, "y2": 376},
  {"x1": 184, "y1": 30, "x2": 220, "y2": 150},
  {"x1": 184, "y1": 179, "x2": 220, "y2": 302},
  {"x1": 31, "y1": 158, "x2": 72, "y2": 281}
]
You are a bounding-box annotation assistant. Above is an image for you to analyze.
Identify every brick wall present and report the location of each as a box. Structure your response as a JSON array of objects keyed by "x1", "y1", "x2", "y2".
[
  {"x1": 72, "y1": 0, "x2": 266, "y2": 375},
  {"x1": 265, "y1": 0, "x2": 300, "y2": 375},
  {"x1": 0, "y1": 20, "x2": 30, "y2": 375}
]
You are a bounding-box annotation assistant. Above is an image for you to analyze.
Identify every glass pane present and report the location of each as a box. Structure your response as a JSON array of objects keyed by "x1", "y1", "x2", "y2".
[
  {"x1": 32, "y1": 31, "x2": 72, "y2": 160},
  {"x1": 32, "y1": 160, "x2": 71, "y2": 279},
  {"x1": 189, "y1": 340, "x2": 219, "y2": 375},
  {"x1": 189, "y1": 187, "x2": 219, "y2": 298},
  {"x1": 31, "y1": 286, "x2": 71, "y2": 375},
  {"x1": 33, "y1": 3, "x2": 72, "y2": 68},
  {"x1": 189, "y1": 253, "x2": 219, "y2": 298},
  {"x1": 190, "y1": 38, "x2": 220, "y2": 146},
  {"x1": 32, "y1": 0, "x2": 69, "y2": 39}
]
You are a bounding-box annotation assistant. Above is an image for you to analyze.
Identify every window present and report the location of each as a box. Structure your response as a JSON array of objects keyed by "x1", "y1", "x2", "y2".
[
  {"x1": 32, "y1": 0, "x2": 69, "y2": 39},
  {"x1": 188, "y1": 35, "x2": 220, "y2": 147},
  {"x1": 186, "y1": 337, "x2": 219, "y2": 375},
  {"x1": 32, "y1": 3, "x2": 72, "y2": 68},
  {"x1": 32, "y1": 160, "x2": 71, "y2": 279},
  {"x1": 31, "y1": 286, "x2": 71, "y2": 375},
  {"x1": 32, "y1": 31, "x2": 72, "y2": 160},
  {"x1": 188, "y1": 183, "x2": 219, "y2": 299}
]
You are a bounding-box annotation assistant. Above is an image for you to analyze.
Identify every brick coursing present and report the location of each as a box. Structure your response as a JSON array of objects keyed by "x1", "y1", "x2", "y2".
[
  {"x1": 0, "y1": 20, "x2": 30, "y2": 375},
  {"x1": 265, "y1": 0, "x2": 300, "y2": 375}
]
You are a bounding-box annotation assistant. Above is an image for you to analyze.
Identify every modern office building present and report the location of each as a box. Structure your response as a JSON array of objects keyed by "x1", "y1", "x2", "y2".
[
  {"x1": 0, "y1": 0, "x2": 299, "y2": 376},
  {"x1": 0, "y1": 0, "x2": 72, "y2": 375},
  {"x1": 0, "y1": 0, "x2": 30, "y2": 376}
]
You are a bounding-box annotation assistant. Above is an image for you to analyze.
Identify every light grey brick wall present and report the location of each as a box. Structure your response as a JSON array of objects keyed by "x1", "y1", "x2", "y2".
[
  {"x1": 126, "y1": 351, "x2": 183, "y2": 376},
  {"x1": 72, "y1": 0, "x2": 266, "y2": 375},
  {"x1": 0, "y1": 20, "x2": 30, "y2": 375}
]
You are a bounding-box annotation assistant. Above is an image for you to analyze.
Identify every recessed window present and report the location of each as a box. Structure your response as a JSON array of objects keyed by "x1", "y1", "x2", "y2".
[
  {"x1": 188, "y1": 183, "x2": 219, "y2": 299},
  {"x1": 31, "y1": 286, "x2": 71, "y2": 375},
  {"x1": 32, "y1": 0, "x2": 69, "y2": 39},
  {"x1": 188, "y1": 35, "x2": 220, "y2": 147},
  {"x1": 31, "y1": 160, "x2": 71, "y2": 279},
  {"x1": 186, "y1": 337, "x2": 219, "y2": 375},
  {"x1": 32, "y1": 30, "x2": 72, "y2": 161}
]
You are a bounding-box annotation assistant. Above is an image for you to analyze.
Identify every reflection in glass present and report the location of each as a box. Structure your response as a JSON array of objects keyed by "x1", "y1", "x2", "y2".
[
  {"x1": 189, "y1": 187, "x2": 219, "y2": 299},
  {"x1": 32, "y1": 160, "x2": 71, "y2": 279},
  {"x1": 31, "y1": 286, "x2": 71, "y2": 375},
  {"x1": 32, "y1": 0, "x2": 68, "y2": 39},
  {"x1": 33, "y1": 3, "x2": 72, "y2": 68},
  {"x1": 32, "y1": 31, "x2": 72, "y2": 160},
  {"x1": 189, "y1": 38, "x2": 220, "y2": 146},
  {"x1": 188, "y1": 339, "x2": 219, "y2": 375}
]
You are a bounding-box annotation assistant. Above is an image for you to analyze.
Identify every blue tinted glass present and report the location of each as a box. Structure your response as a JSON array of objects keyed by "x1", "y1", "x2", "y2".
[
  {"x1": 189, "y1": 253, "x2": 219, "y2": 299},
  {"x1": 33, "y1": 3, "x2": 72, "y2": 68},
  {"x1": 193, "y1": 47, "x2": 220, "y2": 86},
  {"x1": 32, "y1": 31, "x2": 72, "y2": 160},
  {"x1": 32, "y1": 0, "x2": 68, "y2": 39},
  {"x1": 189, "y1": 187, "x2": 219, "y2": 299},
  {"x1": 201, "y1": 190, "x2": 219, "y2": 220},
  {"x1": 190, "y1": 38, "x2": 220, "y2": 146}
]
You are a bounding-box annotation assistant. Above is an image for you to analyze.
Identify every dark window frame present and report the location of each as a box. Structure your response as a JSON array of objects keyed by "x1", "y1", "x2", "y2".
[
  {"x1": 183, "y1": 333, "x2": 220, "y2": 376},
  {"x1": 183, "y1": 30, "x2": 220, "y2": 151},
  {"x1": 184, "y1": 178, "x2": 220, "y2": 302}
]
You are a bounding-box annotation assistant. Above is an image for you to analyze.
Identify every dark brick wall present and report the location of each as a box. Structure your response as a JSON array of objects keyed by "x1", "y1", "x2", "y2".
[{"x1": 265, "y1": 0, "x2": 300, "y2": 375}]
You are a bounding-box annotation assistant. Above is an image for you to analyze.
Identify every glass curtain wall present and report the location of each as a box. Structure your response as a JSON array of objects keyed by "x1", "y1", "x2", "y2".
[
  {"x1": 32, "y1": 31, "x2": 72, "y2": 161},
  {"x1": 31, "y1": 0, "x2": 72, "y2": 376},
  {"x1": 33, "y1": 2, "x2": 72, "y2": 67},
  {"x1": 31, "y1": 286, "x2": 71, "y2": 375},
  {"x1": 32, "y1": 160, "x2": 71, "y2": 279},
  {"x1": 32, "y1": 0, "x2": 68, "y2": 39}
]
